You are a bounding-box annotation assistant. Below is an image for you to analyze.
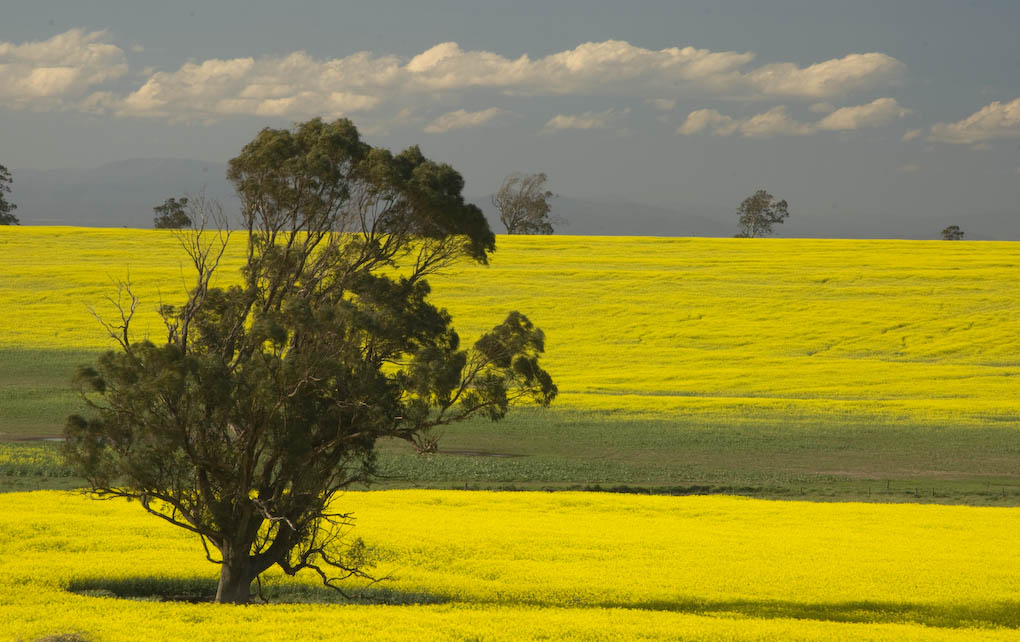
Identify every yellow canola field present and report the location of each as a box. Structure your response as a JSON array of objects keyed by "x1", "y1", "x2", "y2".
[
  {"x1": 1, "y1": 490, "x2": 1018, "y2": 641},
  {"x1": 2, "y1": 227, "x2": 1019, "y2": 427}
]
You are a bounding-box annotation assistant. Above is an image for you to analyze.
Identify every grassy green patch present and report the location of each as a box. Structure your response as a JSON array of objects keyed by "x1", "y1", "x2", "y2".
[
  {"x1": 6, "y1": 406, "x2": 1019, "y2": 504},
  {"x1": 0, "y1": 348, "x2": 95, "y2": 440}
]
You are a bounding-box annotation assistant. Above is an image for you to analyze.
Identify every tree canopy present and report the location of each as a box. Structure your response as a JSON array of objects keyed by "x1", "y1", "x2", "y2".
[
  {"x1": 492, "y1": 172, "x2": 557, "y2": 235},
  {"x1": 64, "y1": 118, "x2": 556, "y2": 604},
  {"x1": 736, "y1": 190, "x2": 788, "y2": 238},
  {"x1": 0, "y1": 164, "x2": 18, "y2": 225},
  {"x1": 153, "y1": 196, "x2": 192, "y2": 229},
  {"x1": 941, "y1": 225, "x2": 964, "y2": 240}
]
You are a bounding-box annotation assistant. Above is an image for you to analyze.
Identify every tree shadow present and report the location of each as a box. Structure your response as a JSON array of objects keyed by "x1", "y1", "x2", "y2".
[
  {"x1": 65, "y1": 577, "x2": 1019, "y2": 629},
  {"x1": 591, "y1": 596, "x2": 1020, "y2": 630},
  {"x1": 65, "y1": 576, "x2": 448, "y2": 606}
]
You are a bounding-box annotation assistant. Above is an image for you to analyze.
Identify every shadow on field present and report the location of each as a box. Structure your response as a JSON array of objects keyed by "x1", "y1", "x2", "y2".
[
  {"x1": 66, "y1": 576, "x2": 447, "y2": 606},
  {"x1": 599, "y1": 596, "x2": 1020, "y2": 630},
  {"x1": 66, "y1": 576, "x2": 1019, "y2": 629}
]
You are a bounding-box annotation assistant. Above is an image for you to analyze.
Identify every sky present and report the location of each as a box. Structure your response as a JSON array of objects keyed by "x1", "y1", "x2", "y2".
[{"x1": 1, "y1": 0, "x2": 1018, "y2": 230}]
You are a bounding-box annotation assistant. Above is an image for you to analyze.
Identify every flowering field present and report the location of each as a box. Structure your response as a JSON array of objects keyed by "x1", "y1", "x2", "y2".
[
  {"x1": 3, "y1": 230, "x2": 1018, "y2": 638},
  {"x1": 2, "y1": 228, "x2": 1019, "y2": 500},
  {"x1": 2, "y1": 227, "x2": 1019, "y2": 430},
  {"x1": 1, "y1": 490, "x2": 1017, "y2": 641}
]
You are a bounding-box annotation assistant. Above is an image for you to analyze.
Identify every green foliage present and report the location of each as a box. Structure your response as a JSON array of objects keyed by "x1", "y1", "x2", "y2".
[
  {"x1": 941, "y1": 224, "x2": 964, "y2": 240},
  {"x1": 736, "y1": 189, "x2": 788, "y2": 238},
  {"x1": 0, "y1": 164, "x2": 18, "y2": 225},
  {"x1": 63, "y1": 118, "x2": 554, "y2": 603},
  {"x1": 152, "y1": 197, "x2": 191, "y2": 229},
  {"x1": 493, "y1": 172, "x2": 556, "y2": 234}
]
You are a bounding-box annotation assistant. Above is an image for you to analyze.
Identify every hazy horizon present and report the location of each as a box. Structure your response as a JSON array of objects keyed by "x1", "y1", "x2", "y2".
[{"x1": 2, "y1": 1, "x2": 1018, "y2": 236}]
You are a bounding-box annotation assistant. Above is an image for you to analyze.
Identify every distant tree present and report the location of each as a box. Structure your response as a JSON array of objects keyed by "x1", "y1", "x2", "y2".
[
  {"x1": 64, "y1": 118, "x2": 556, "y2": 605},
  {"x1": 492, "y1": 172, "x2": 557, "y2": 234},
  {"x1": 735, "y1": 190, "x2": 789, "y2": 238},
  {"x1": 153, "y1": 196, "x2": 192, "y2": 229},
  {"x1": 941, "y1": 225, "x2": 964, "y2": 240},
  {"x1": 0, "y1": 164, "x2": 19, "y2": 225}
]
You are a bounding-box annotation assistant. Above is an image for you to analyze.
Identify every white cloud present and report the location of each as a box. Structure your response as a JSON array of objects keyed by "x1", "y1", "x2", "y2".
[
  {"x1": 647, "y1": 98, "x2": 676, "y2": 111},
  {"x1": 0, "y1": 28, "x2": 127, "y2": 109},
  {"x1": 929, "y1": 98, "x2": 1020, "y2": 143},
  {"x1": 423, "y1": 107, "x2": 506, "y2": 133},
  {"x1": 542, "y1": 108, "x2": 627, "y2": 133},
  {"x1": 113, "y1": 40, "x2": 764, "y2": 121},
  {"x1": 428, "y1": 40, "x2": 756, "y2": 95},
  {"x1": 679, "y1": 99, "x2": 909, "y2": 138},
  {"x1": 678, "y1": 106, "x2": 812, "y2": 138},
  {"x1": 815, "y1": 98, "x2": 910, "y2": 131},
  {"x1": 677, "y1": 109, "x2": 739, "y2": 135},
  {"x1": 809, "y1": 102, "x2": 835, "y2": 113},
  {"x1": 741, "y1": 106, "x2": 816, "y2": 137},
  {"x1": 901, "y1": 128, "x2": 922, "y2": 142},
  {"x1": 117, "y1": 52, "x2": 383, "y2": 120},
  {"x1": 400, "y1": 41, "x2": 903, "y2": 99},
  {"x1": 747, "y1": 53, "x2": 905, "y2": 98},
  {"x1": 0, "y1": 31, "x2": 908, "y2": 125}
]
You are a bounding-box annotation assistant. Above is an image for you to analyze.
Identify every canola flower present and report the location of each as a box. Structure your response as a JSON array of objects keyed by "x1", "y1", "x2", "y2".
[
  {"x1": 0, "y1": 490, "x2": 1018, "y2": 641},
  {"x1": 1, "y1": 228, "x2": 1018, "y2": 431},
  {"x1": 0, "y1": 442, "x2": 68, "y2": 476}
]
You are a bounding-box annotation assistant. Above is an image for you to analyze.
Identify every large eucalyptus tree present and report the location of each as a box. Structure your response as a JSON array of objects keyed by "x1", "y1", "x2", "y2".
[{"x1": 65, "y1": 118, "x2": 556, "y2": 604}]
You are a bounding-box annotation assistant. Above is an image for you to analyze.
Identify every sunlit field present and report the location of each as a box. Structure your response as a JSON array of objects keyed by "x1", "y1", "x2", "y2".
[
  {"x1": 3, "y1": 227, "x2": 1019, "y2": 428},
  {"x1": 2, "y1": 229, "x2": 1019, "y2": 639},
  {"x1": 1, "y1": 490, "x2": 1017, "y2": 641},
  {"x1": 3, "y1": 227, "x2": 1019, "y2": 498}
]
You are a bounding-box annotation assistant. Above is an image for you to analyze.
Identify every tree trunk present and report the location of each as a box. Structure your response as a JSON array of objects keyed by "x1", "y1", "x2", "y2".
[{"x1": 215, "y1": 552, "x2": 255, "y2": 604}]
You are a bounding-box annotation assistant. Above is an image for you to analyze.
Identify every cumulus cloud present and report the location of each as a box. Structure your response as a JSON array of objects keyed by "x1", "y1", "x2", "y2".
[
  {"x1": 402, "y1": 40, "x2": 756, "y2": 95},
  {"x1": 679, "y1": 98, "x2": 909, "y2": 138},
  {"x1": 0, "y1": 30, "x2": 908, "y2": 126},
  {"x1": 676, "y1": 108, "x2": 739, "y2": 136},
  {"x1": 542, "y1": 108, "x2": 627, "y2": 133},
  {"x1": 117, "y1": 52, "x2": 383, "y2": 120},
  {"x1": 0, "y1": 28, "x2": 128, "y2": 109},
  {"x1": 109, "y1": 40, "x2": 755, "y2": 121},
  {"x1": 105, "y1": 40, "x2": 753, "y2": 121},
  {"x1": 901, "y1": 128, "x2": 922, "y2": 142},
  {"x1": 132, "y1": 41, "x2": 900, "y2": 123},
  {"x1": 740, "y1": 106, "x2": 817, "y2": 137},
  {"x1": 423, "y1": 107, "x2": 506, "y2": 133},
  {"x1": 928, "y1": 97, "x2": 1020, "y2": 144},
  {"x1": 815, "y1": 98, "x2": 911, "y2": 131},
  {"x1": 746, "y1": 53, "x2": 904, "y2": 98}
]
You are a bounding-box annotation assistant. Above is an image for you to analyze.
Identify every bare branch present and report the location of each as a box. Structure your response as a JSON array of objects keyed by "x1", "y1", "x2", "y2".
[{"x1": 86, "y1": 277, "x2": 139, "y2": 353}]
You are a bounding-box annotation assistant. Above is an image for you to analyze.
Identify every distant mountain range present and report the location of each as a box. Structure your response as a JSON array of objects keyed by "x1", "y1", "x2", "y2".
[
  {"x1": 470, "y1": 195, "x2": 735, "y2": 237},
  {"x1": 11, "y1": 159, "x2": 236, "y2": 227},
  {"x1": 9, "y1": 158, "x2": 1018, "y2": 239}
]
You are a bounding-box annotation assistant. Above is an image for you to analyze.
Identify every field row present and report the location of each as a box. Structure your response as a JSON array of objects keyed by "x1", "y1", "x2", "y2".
[
  {"x1": 1, "y1": 490, "x2": 1018, "y2": 641},
  {"x1": 5, "y1": 415, "x2": 1020, "y2": 504},
  {"x1": 2, "y1": 229, "x2": 1019, "y2": 433}
]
